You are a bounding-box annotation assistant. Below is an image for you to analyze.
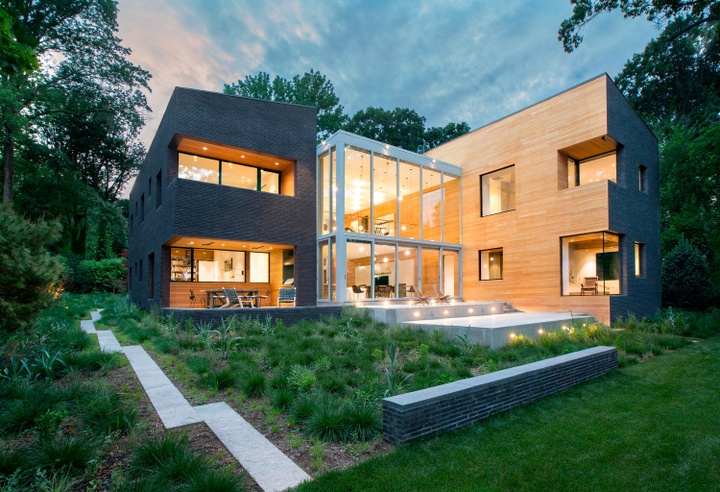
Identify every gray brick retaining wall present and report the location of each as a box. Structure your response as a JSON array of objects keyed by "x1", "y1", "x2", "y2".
[
  {"x1": 165, "y1": 306, "x2": 343, "y2": 328},
  {"x1": 382, "y1": 345, "x2": 617, "y2": 445}
]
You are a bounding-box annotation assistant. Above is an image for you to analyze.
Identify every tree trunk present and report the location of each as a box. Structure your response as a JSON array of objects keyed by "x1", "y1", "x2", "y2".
[{"x1": 3, "y1": 138, "x2": 13, "y2": 204}]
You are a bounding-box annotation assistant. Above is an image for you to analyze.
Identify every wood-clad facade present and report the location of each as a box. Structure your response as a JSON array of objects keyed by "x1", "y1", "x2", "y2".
[{"x1": 426, "y1": 75, "x2": 660, "y2": 322}]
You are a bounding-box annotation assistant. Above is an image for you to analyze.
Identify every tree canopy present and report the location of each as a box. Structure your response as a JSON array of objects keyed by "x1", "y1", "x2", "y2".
[
  {"x1": 223, "y1": 69, "x2": 470, "y2": 150},
  {"x1": 224, "y1": 69, "x2": 345, "y2": 141}
]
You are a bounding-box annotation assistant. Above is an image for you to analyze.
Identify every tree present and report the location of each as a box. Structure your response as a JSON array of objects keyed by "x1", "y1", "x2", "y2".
[
  {"x1": 0, "y1": 6, "x2": 39, "y2": 75},
  {"x1": 224, "y1": 69, "x2": 345, "y2": 140},
  {"x1": 559, "y1": 0, "x2": 720, "y2": 53},
  {"x1": 661, "y1": 237, "x2": 715, "y2": 309},
  {"x1": 423, "y1": 122, "x2": 472, "y2": 151},
  {"x1": 0, "y1": 205, "x2": 64, "y2": 332},
  {"x1": 344, "y1": 106, "x2": 427, "y2": 151},
  {"x1": 0, "y1": 0, "x2": 150, "y2": 204}
]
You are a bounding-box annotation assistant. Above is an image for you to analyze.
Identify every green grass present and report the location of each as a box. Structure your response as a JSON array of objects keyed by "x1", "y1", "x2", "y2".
[{"x1": 295, "y1": 336, "x2": 720, "y2": 491}]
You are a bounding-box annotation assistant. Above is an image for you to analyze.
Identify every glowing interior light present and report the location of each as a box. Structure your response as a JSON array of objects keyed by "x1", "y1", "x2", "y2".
[
  {"x1": 510, "y1": 333, "x2": 516, "y2": 339},
  {"x1": 538, "y1": 329, "x2": 544, "y2": 334}
]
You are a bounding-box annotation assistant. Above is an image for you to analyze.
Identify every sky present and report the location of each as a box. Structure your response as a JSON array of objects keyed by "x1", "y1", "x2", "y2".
[{"x1": 116, "y1": 0, "x2": 660, "y2": 147}]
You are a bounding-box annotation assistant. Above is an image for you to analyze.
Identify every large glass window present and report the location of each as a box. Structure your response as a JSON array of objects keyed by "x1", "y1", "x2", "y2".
[
  {"x1": 171, "y1": 248, "x2": 195, "y2": 282},
  {"x1": 347, "y1": 240, "x2": 372, "y2": 299},
  {"x1": 373, "y1": 154, "x2": 397, "y2": 236},
  {"x1": 568, "y1": 152, "x2": 616, "y2": 187},
  {"x1": 319, "y1": 241, "x2": 329, "y2": 300},
  {"x1": 443, "y1": 174, "x2": 461, "y2": 244},
  {"x1": 319, "y1": 151, "x2": 330, "y2": 235},
  {"x1": 421, "y1": 247, "x2": 440, "y2": 293},
  {"x1": 443, "y1": 250, "x2": 460, "y2": 296},
  {"x1": 194, "y1": 249, "x2": 246, "y2": 282},
  {"x1": 399, "y1": 161, "x2": 421, "y2": 239},
  {"x1": 422, "y1": 168, "x2": 442, "y2": 241},
  {"x1": 481, "y1": 166, "x2": 515, "y2": 216},
  {"x1": 562, "y1": 232, "x2": 621, "y2": 295},
  {"x1": 178, "y1": 152, "x2": 280, "y2": 194},
  {"x1": 398, "y1": 246, "x2": 418, "y2": 298},
  {"x1": 479, "y1": 248, "x2": 503, "y2": 280},
  {"x1": 179, "y1": 154, "x2": 219, "y2": 184},
  {"x1": 249, "y1": 252, "x2": 269, "y2": 283},
  {"x1": 374, "y1": 243, "x2": 397, "y2": 298},
  {"x1": 344, "y1": 147, "x2": 371, "y2": 234}
]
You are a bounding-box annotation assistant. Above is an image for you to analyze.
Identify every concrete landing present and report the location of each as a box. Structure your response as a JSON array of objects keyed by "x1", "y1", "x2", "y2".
[
  {"x1": 363, "y1": 301, "x2": 505, "y2": 325},
  {"x1": 122, "y1": 345, "x2": 203, "y2": 428},
  {"x1": 405, "y1": 311, "x2": 594, "y2": 349},
  {"x1": 196, "y1": 403, "x2": 310, "y2": 492}
]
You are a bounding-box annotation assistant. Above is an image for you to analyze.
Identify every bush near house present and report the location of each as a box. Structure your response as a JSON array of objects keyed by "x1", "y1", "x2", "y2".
[
  {"x1": 662, "y1": 238, "x2": 716, "y2": 310},
  {"x1": 73, "y1": 257, "x2": 128, "y2": 294}
]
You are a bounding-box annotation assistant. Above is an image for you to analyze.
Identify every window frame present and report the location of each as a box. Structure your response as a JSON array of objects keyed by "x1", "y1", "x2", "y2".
[
  {"x1": 479, "y1": 247, "x2": 504, "y2": 281},
  {"x1": 178, "y1": 152, "x2": 281, "y2": 194},
  {"x1": 480, "y1": 165, "x2": 515, "y2": 217}
]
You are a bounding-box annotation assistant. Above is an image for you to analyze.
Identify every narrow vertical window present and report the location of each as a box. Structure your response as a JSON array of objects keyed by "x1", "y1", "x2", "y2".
[
  {"x1": 635, "y1": 242, "x2": 645, "y2": 277},
  {"x1": 148, "y1": 177, "x2": 152, "y2": 196},
  {"x1": 148, "y1": 253, "x2": 154, "y2": 299},
  {"x1": 156, "y1": 170, "x2": 162, "y2": 208},
  {"x1": 139, "y1": 259, "x2": 143, "y2": 282},
  {"x1": 638, "y1": 165, "x2": 647, "y2": 192},
  {"x1": 140, "y1": 194, "x2": 145, "y2": 222}
]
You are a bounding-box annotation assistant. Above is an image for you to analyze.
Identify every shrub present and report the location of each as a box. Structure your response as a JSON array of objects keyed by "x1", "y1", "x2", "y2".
[
  {"x1": 662, "y1": 238, "x2": 715, "y2": 310},
  {"x1": 0, "y1": 206, "x2": 64, "y2": 332},
  {"x1": 240, "y1": 369, "x2": 266, "y2": 398},
  {"x1": 306, "y1": 396, "x2": 346, "y2": 442},
  {"x1": 201, "y1": 368, "x2": 237, "y2": 391},
  {"x1": 30, "y1": 435, "x2": 96, "y2": 472},
  {"x1": 82, "y1": 390, "x2": 137, "y2": 435},
  {"x1": 341, "y1": 399, "x2": 381, "y2": 442},
  {"x1": 73, "y1": 257, "x2": 127, "y2": 294}
]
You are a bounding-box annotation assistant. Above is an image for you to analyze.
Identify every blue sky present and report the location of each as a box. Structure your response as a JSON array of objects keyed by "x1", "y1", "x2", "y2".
[{"x1": 117, "y1": 0, "x2": 660, "y2": 145}]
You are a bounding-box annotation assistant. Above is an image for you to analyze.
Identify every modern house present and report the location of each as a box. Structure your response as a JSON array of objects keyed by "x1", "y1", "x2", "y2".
[{"x1": 128, "y1": 74, "x2": 660, "y2": 323}]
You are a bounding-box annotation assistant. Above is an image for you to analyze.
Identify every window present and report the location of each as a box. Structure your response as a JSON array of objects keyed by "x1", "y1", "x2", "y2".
[
  {"x1": 249, "y1": 252, "x2": 269, "y2": 283},
  {"x1": 635, "y1": 242, "x2": 645, "y2": 277},
  {"x1": 156, "y1": 170, "x2": 162, "y2": 208},
  {"x1": 147, "y1": 253, "x2": 154, "y2": 299},
  {"x1": 562, "y1": 232, "x2": 621, "y2": 295},
  {"x1": 194, "y1": 249, "x2": 245, "y2": 282},
  {"x1": 178, "y1": 152, "x2": 280, "y2": 194},
  {"x1": 638, "y1": 165, "x2": 647, "y2": 192},
  {"x1": 479, "y1": 248, "x2": 503, "y2": 280},
  {"x1": 129, "y1": 214, "x2": 133, "y2": 235},
  {"x1": 128, "y1": 266, "x2": 132, "y2": 289},
  {"x1": 481, "y1": 166, "x2": 515, "y2": 216},
  {"x1": 568, "y1": 152, "x2": 616, "y2": 187},
  {"x1": 148, "y1": 177, "x2": 152, "y2": 196},
  {"x1": 140, "y1": 194, "x2": 145, "y2": 222},
  {"x1": 139, "y1": 259, "x2": 143, "y2": 282}
]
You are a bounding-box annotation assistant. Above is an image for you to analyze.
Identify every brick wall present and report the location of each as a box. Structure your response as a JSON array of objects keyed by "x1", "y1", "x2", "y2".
[
  {"x1": 164, "y1": 306, "x2": 343, "y2": 328},
  {"x1": 382, "y1": 346, "x2": 617, "y2": 445}
]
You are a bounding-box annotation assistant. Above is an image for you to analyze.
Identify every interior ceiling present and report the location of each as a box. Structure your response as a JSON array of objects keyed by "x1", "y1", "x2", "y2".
[
  {"x1": 560, "y1": 135, "x2": 618, "y2": 161},
  {"x1": 175, "y1": 136, "x2": 294, "y2": 172},
  {"x1": 166, "y1": 236, "x2": 292, "y2": 253}
]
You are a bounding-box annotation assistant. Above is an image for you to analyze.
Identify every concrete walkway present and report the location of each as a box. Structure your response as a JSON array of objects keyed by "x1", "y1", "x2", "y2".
[{"x1": 83, "y1": 311, "x2": 310, "y2": 491}]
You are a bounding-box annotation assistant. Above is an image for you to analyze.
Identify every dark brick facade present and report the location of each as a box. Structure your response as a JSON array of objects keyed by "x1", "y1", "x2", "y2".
[
  {"x1": 606, "y1": 80, "x2": 662, "y2": 319},
  {"x1": 128, "y1": 88, "x2": 317, "y2": 310},
  {"x1": 382, "y1": 346, "x2": 617, "y2": 445}
]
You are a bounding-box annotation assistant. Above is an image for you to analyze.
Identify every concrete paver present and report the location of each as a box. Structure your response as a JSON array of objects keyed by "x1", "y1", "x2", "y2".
[
  {"x1": 122, "y1": 345, "x2": 202, "y2": 428},
  {"x1": 80, "y1": 319, "x2": 96, "y2": 334},
  {"x1": 195, "y1": 402, "x2": 310, "y2": 492},
  {"x1": 96, "y1": 330, "x2": 122, "y2": 353}
]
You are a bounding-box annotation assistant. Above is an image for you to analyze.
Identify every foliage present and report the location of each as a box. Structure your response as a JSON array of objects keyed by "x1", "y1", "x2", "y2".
[
  {"x1": 0, "y1": 6, "x2": 39, "y2": 75},
  {"x1": 559, "y1": 0, "x2": 720, "y2": 53},
  {"x1": 661, "y1": 238, "x2": 715, "y2": 309},
  {"x1": 223, "y1": 69, "x2": 470, "y2": 149},
  {"x1": 224, "y1": 69, "x2": 345, "y2": 141},
  {"x1": 0, "y1": 206, "x2": 64, "y2": 332},
  {"x1": 296, "y1": 336, "x2": 720, "y2": 491},
  {"x1": 73, "y1": 257, "x2": 127, "y2": 293}
]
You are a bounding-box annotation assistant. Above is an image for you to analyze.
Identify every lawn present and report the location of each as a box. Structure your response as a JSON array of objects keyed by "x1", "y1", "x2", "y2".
[{"x1": 295, "y1": 335, "x2": 720, "y2": 491}]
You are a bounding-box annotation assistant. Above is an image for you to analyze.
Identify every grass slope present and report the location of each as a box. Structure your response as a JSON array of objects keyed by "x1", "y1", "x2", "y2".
[{"x1": 296, "y1": 337, "x2": 720, "y2": 491}]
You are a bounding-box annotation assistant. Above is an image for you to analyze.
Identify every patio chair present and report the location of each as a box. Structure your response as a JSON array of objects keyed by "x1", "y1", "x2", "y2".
[
  {"x1": 581, "y1": 276, "x2": 599, "y2": 295},
  {"x1": 351, "y1": 285, "x2": 365, "y2": 299},
  {"x1": 189, "y1": 288, "x2": 197, "y2": 308},
  {"x1": 221, "y1": 288, "x2": 253, "y2": 308},
  {"x1": 258, "y1": 289, "x2": 271, "y2": 307},
  {"x1": 433, "y1": 285, "x2": 451, "y2": 304},
  {"x1": 278, "y1": 287, "x2": 296, "y2": 307},
  {"x1": 411, "y1": 285, "x2": 432, "y2": 305}
]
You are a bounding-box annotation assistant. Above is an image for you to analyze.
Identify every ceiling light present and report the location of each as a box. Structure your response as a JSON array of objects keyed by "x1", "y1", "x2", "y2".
[
  {"x1": 241, "y1": 155, "x2": 245, "y2": 158},
  {"x1": 203, "y1": 146, "x2": 207, "y2": 150}
]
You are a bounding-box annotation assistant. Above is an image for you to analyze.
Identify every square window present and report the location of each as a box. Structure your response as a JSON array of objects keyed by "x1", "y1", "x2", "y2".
[
  {"x1": 479, "y1": 248, "x2": 503, "y2": 280},
  {"x1": 568, "y1": 152, "x2": 616, "y2": 187},
  {"x1": 481, "y1": 166, "x2": 515, "y2": 216}
]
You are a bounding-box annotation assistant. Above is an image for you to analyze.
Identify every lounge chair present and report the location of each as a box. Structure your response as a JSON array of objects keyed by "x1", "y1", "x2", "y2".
[
  {"x1": 411, "y1": 285, "x2": 432, "y2": 305},
  {"x1": 433, "y1": 285, "x2": 451, "y2": 304},
  {"x1": 278, "y1": 287, "x2": 296, "y2": 307},
  {"x1": 221, "y1": 288, "x2": 253, "y2": 308},
  {"x1": 581, "y1": 276, "x2": 599, "y2": 295}
]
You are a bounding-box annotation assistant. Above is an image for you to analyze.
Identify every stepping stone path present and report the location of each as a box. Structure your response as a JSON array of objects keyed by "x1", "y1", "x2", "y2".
[{"x1": 83, "y1": 310, "x2": 311, "y2": 491}]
